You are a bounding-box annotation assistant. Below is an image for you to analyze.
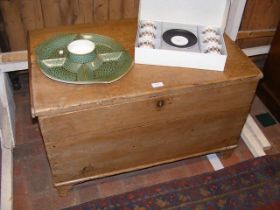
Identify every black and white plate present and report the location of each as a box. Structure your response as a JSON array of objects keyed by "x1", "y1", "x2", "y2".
[{"x1": 162, "y1": 29, "x2": 197, "y2": 48}]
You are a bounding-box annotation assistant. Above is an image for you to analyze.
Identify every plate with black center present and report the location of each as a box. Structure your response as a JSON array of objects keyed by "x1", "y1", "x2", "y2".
[{"x1": 162, "y1": 29, "x2": 197, "y2": 48}]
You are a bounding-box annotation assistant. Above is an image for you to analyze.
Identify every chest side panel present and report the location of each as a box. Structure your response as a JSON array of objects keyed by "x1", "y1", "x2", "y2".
[{"x1": 39, "y1": 79, "x2": 258, "y2": 185}]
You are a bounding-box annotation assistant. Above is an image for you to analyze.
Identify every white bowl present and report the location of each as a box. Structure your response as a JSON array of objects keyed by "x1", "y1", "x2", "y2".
[{"x1": 67, "y1": 39, "x2": 95, "y2": 55}]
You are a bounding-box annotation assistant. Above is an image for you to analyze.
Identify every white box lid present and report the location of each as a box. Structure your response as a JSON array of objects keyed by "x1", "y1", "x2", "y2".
[{"x1": 139, "y1": 0, "x2": 230, "y2": 33}]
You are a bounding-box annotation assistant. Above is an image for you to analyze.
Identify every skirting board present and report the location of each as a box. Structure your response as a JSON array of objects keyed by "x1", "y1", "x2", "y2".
[
  {"x1": 206, "y1": 153, "x2": 224, "y2": 171},
  {"x1": 242, "y1": 45, "x2": 271, "y2": 57},
  {"x1": 241, "y1": 124, "x2": 266, "y2": 157},
  {"x1": 0, "y1": 61, "x2": 28, "y2": 73},
  {"x1": 0, "y1": 131, "x2": 13, "y2": 210},
  {"x1": 245, "y1": 115, "x2": 271, "y2": 150},
  {"x1": 0, "y1": 72, "x2": 15, "y2": 148}
]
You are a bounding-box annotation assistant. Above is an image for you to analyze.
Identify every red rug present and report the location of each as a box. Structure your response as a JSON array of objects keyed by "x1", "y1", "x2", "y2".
[{"x1": 63, "y1": 154, "x2": 280, "y2": 210}]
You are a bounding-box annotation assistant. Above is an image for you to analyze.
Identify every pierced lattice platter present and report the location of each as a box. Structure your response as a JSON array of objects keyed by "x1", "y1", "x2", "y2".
[{"x1": 35, "y1": 33, "x2": 133, "y2": 84}]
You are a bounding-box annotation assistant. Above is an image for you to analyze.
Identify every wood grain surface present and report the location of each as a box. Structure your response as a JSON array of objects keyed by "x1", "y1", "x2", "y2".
[
  {"x1": 39, "y1": 80, "x2": 257, "y2": 185},
  {"x1": 237, "y1": 0, "x2": 280, "y2": 48},
  {"x1": 0, "y1": 50, "x2": 27, "y2": 63},
  {"x1": 28, "y1": 20, "x2": 262, "y2": 192},
  {"x1": 0, "y1": 0, "x2": 139, "y2": 50},
  {"x1": 28, "y1": 20, "x2": 262, "y2": 117},
  {"x1": 258, "y1": 23, "x2": 280, "y2": 121},
  {"x1": 1, "y1": 0, "x2": 278, "y2": 50},
  {"x1": 109, "y1": 0, "x2": 123, "y2": 20},
  {"x1": 0, "y1": 0, "x2": 27, "y2": 50}
]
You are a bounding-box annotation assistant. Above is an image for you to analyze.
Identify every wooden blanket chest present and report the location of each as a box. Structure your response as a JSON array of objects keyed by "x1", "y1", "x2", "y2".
[{"x1": 28, "y1": 20, "x2": 262, "y2": 195}]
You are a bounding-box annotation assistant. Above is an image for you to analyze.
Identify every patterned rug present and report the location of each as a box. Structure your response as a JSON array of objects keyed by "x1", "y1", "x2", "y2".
[{"x1": 63, "y1": 154, "x2": 280, "y2": 210}]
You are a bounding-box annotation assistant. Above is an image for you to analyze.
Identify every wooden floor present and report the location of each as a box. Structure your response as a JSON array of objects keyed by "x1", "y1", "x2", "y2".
[{"x1": 12, "y1": 74, "x2": 280, "y2": 210}]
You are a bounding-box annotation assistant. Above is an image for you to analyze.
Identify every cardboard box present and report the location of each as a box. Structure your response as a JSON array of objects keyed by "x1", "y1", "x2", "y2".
[{"x1": 135, "y1": 0, "x2": 230, "y2": 71}]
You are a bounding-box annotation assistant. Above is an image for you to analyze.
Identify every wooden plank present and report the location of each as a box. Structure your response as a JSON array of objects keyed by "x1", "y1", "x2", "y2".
[
  {"x1": 59, "y1": 0, "x2": 76, "y2": 25},
  {"x1": 237, "y1": 37, "x2": 274, "y2": 49},
  {"x1": 40, "y1": 81, "x2": 255, "y2": 143},
  {"x1": 242, "y1": 45, "x2": 271, "y2": 56},
  {"x1": 56, "y1": 146, "x2": 237, "y2": 187},
  {"x1": 241, "y1": 124, "x2": 266, "y2": 157},
  {"x1": 123, "y1": 0, "x2": 139, "y2": 18},
  {"x1": 240, "y1": 0, "x2": 280, "y2": 31},
  {"x1": 5, "y1": 74, "x2": 15, "y2": 135},
  {"x1": 109, "y1": 0, "x2": 122, "y2": 20},
  {"x1": 69, "y1": 0, "x2": 84, "y2": 24},
  {"x1": 237, "y1": 0, "x2": 280, "y2": 48},
  {"x1": 50, "y1": 0, "x2": 80, "y2": 25},
  {"x1": 19, "y1": 0, "x2": 44, "y2": 30},
  {"x1": 93, "y1": 0, "x2": 109, "y2": 21},
  {"x1": 237, "y1": 29, "x2": 276, "y2": 40},
  {"x1": 0, "y1": 94, "x2": 4, "y2": 132},
  {"x1": 0, "y1": 73, "x2": 15, "y2": 148},
  {"x1": 0, "y1": 62, "x2": 28, "y2": 73},
  {"x1": 245, "y1": 115, "x2": 271, "y2": 150},
  {"x1": 0, "y1": 10, "x2": 10, "y2": 52},
  {"x1": 0, "y1": 144, "x2": 13, "y2": 210},
  {"x1": 0, "y1": 51, "x2": 27, "y2": 63},
  {"x1": 258, "y1": 24, "x2": 280, "y2": 121},
  {"x1": 0, "y1": 0, "x2": 27, "y2": 50},
  {"x1": 41, "y1": 108, "x2": 241, "y2": 184},
  {"x1": 40, "y1": 0, "x2": 63, "y2": 27},
  {"x1": 78, "y1": 0, "x2": 94, "y2": 24},
  {"x1": 41, "y1": 0, "x2": 93, "y2": 26}
]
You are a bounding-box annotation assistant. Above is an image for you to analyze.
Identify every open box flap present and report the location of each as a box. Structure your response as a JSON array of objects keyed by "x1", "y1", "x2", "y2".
[{"x1": 139, "y1": 0, "x2": 230, "y2": 33}]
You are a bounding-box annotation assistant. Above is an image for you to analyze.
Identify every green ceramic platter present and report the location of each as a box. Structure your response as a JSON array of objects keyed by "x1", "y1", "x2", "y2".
[{"x1": 35, "y1": 33, "x2": 133, "y2": 84}]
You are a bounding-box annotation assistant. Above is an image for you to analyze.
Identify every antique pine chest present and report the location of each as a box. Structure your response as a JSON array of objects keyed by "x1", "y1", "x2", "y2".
[{"x1": 28, "y1": 19, "x2": 262, "y2": 195}]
